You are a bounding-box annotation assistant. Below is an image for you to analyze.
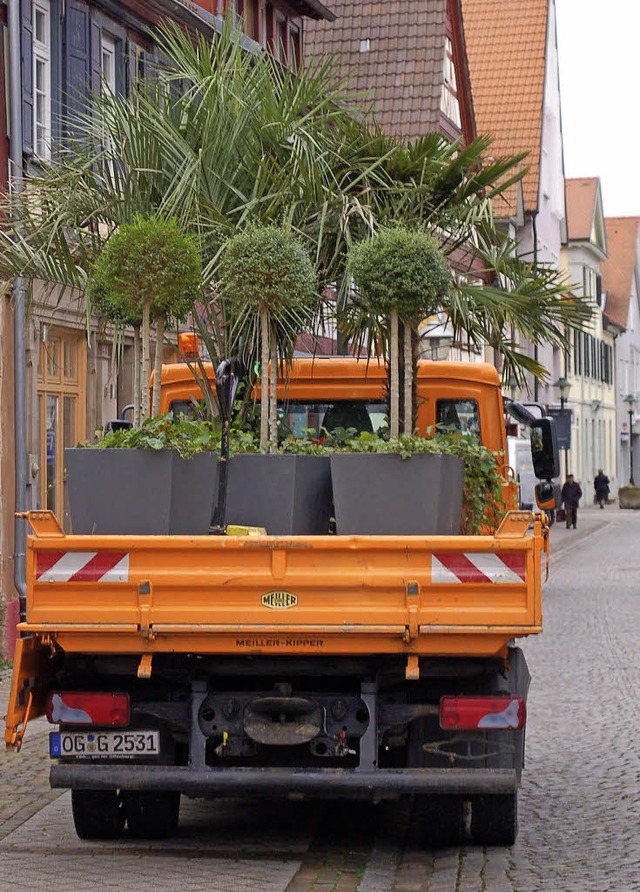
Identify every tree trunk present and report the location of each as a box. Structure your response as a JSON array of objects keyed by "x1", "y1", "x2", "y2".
[
  {"x1": 152, "y1": 314, "x2": 165, "y2": 418},
  {"x1": 140, "y1": 300, "x2": 152, "y2": 423},
  {"x1": 260, "y1": 304, "x2": 270, "y2": 449},
  {"x1": 390, "y1": 307, "x2": 399, "y2": 439},
  {"x1": 403, "y1": 319, "x2": 413, "y2": 434},
  {"x1": 133, "y1": 327, "x2": 141, "y2": 429},
  {"x1": 269, "y1": 326, "x2": 278, "y2": 453}
]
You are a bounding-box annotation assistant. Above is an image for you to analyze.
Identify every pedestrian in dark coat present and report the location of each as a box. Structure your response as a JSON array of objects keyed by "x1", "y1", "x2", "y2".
[
  {"x1": 594, "y1": 469, "x2": 610, "y2": 508},
  {"x1": 561, "y1": 474, "x2": 582, "y2": 529}
]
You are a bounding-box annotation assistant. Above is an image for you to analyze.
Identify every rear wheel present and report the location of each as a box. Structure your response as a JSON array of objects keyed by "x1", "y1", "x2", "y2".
[
  {"x1": 123, "y1": 791, "x2": 181, "y2": 839},
  {"x1": 414, "y1": 794, "x2": 464, "y2": 847},
  {"x1": 71, "y1": 789, "x2": 125, "y2": 840},
  {"x1": 470, "y1": 793, "x2": 517, "y2": 846}
]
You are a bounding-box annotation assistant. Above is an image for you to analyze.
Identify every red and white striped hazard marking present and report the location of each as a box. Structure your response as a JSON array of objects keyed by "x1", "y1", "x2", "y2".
[
  {"x1": 36, "y1": 551, "x2": 130, "y2": 583},
  {"x1": 432, "y1": 552, "x2": 526, "y2": 584}
]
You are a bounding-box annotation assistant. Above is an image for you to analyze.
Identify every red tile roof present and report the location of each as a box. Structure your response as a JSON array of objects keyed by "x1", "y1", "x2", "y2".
[
  {"x1": 565, "y1": 178, "x2": 598, "y2": 242},
  {"x1": 461, "y1": 0, "x2": 549, "y2": 217},
  {"x1": 304, "y1": 0, "x2": 473, "y2": 142},
  {"x1": 602, "y1": 217, "x2": 640, "y2": 330}
]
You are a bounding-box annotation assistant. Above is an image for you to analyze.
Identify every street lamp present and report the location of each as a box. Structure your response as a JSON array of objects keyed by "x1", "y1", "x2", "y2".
[
  {"x1": 623, "y1": 393, "x2": 637, "y2": 485},
  {"x1": 553, "y1": 377, "x2": 571, "y2": 477}
]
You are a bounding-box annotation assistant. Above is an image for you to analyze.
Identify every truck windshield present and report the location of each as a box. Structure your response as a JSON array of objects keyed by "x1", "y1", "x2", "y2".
[
  {"x1": 281, "y1": 401, "x2": 388, "y2": 438},
  {"x1": 169, "y1": 398, "x2": 388, "y2": 438}
]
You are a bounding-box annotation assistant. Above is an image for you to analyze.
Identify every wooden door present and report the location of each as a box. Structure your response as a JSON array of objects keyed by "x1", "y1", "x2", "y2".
[{"x1": 37, "y1": 329, "x2": 87, "y2": 528}]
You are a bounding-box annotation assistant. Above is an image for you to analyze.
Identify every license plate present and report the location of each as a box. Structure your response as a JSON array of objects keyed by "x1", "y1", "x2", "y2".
[{"x1": 50, "y1": 730, "x2": 160, "y2": 759}]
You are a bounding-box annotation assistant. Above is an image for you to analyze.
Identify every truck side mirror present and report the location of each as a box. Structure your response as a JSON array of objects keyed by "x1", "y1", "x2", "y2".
[
  {"x1": 530, "y1": 417, "x2": 560, "y2": 480},
  {"x1": 535, "y1": 480, "x2": 562, "y2": 511}
]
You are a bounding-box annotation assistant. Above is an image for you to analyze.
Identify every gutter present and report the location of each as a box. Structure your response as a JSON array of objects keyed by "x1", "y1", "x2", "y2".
[
  {"x1": 292, "y1": 0, "x2": 337, "y2": 21},
  {"x1": 8, "y1": 0, "x2": 28, "y2": 622}
]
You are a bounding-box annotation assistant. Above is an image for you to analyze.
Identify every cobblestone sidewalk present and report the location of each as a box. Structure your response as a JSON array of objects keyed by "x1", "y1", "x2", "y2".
[{"x1": 0, "y1": 668, "x2": 63, "y2": 842}]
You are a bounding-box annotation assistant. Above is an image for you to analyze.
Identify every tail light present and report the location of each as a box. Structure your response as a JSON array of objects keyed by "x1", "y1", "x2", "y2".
[
  {"x1": 439, "y1": 695, "x2": 525, "y2": 730},
  {"x1": 45, "y1": 692, "x2": 130, "y2": 727}
]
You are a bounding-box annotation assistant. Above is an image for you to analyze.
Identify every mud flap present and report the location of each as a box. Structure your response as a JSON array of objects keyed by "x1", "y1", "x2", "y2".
[{"x1": 4, "y1": 635, "x2": 58, "y2": 750}]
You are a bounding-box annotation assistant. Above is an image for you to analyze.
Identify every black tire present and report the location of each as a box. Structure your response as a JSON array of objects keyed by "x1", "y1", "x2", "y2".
[
  {"x1": 71, "y1": 789, "x2": 125, "y2": 840},
  {"x1": 123, "y1": 791, "x2": 180, "y2": 840},
  {"x1": 470, "y1": 793, "x2": 517, "y2": 846},
  {"x1": 414, "y1": 794, "x2": 464, "y2": 847}
]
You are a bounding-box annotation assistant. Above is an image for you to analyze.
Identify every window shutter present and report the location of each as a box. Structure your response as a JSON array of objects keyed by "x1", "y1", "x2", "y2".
[
  {"x1": 64, "y1": 0, "x2": 91, "y2": 142},
  {"x1": 127, "y1": 40, "x2": 137, "y2": 96},
  {"x1": 22, "y1": 0, "x2": 34, "y2": 155},
  {"x1": 90, "y1": 16, "x2": 102, "y2": 96}
]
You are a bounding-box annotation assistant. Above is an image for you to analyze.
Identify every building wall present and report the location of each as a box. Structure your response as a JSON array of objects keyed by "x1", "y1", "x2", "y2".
[
  {"x1": 515, "y1": 0, "x2": 566, "y2": 408},
  {"x1": 0, "y1": 295, "x2": 16, "y2": 658},
  {"x1": 561, "y1": 242, "x2": 616, "y2": 493},
  {"x1": 1, "y1": 2, "x2": 14, "y2": 656},
  {"x1": 614, "y1": 271, "x2": 640, "y2": 491}
]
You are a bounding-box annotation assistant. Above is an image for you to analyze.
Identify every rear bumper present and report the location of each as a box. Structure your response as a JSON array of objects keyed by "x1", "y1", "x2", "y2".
[{"x1": 50, "y1": 764, "x2": 518, "y2": 798}]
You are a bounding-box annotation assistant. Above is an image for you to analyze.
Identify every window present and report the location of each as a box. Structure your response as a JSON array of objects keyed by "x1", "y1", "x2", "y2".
[
  {"x1": 289, "y1": 23, "x2": 301, "y2": 69},
  {"x1": 33, "y1": 0, "x2": 51, "y2": 158},
  {"x1": 441, "y1": 37, "x2": 461, "y2": 127},
  {"x1": 260, "y1": 2, "x2": 269, "y2": 48},
  {"x1": 101, "y1": 34, "x2": 117, "y2": 94},
  {"x1": 573, "y1": 329, "x2": 582, "y2": 375},
  {"x1": 436, "y1": 399, "x2": 480, "y2": 438},
  {"x1": 275, "y1": 13, "x2": 287, "y2": 62},
  {"x1": 244, "y1": 0, "x2": 258, "y2": 40},
  {"x1": 584, "y1": 333, "x2": 590, "y2": 377}
]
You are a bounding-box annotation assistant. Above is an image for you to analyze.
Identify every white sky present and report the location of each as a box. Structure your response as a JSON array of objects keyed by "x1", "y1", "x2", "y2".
[{"x1": 555, "y1": 0, "x2": 640, "y2": 218}]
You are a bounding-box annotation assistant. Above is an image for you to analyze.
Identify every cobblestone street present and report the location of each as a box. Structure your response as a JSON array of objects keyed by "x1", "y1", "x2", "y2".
[{"x1": 1, "y1": 504, "x2": 639, "y2": 891}]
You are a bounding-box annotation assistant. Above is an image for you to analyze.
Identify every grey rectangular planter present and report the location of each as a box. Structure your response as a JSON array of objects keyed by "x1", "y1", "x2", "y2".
[
  {"x1": 329, "y1": 452, "x2": 464, "y2": 535},
  {"x1": 65, "y1": 448, "x2": 218, "y2": 535},
  {"x1": 224, "y1": 454, "x2": 333, "y2": 535}
]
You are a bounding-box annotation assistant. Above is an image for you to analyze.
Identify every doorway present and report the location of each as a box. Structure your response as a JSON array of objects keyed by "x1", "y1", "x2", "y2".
[{"x1": 37, "y1": 329, "x2": 87, "y2": 529}]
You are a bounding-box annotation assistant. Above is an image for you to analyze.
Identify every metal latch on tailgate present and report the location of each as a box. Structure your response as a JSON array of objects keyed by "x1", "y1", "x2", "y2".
[
  {"x1": 138, "y1": 581, "x2": 157, "y2": 641},
  {"x1": 404, "y1": 580, "x2": 420, "y2": 641}
]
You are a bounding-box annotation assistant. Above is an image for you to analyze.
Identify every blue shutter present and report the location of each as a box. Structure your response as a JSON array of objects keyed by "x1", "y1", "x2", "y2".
[
  {"x1": 127, "y1": 40, "x2": 137, "y2": 97},
  {"x1": 90, "y1": 16, "x2": 101, "y2": 97},
  {"x1": 64, "y1": 0, "x2": 90, "y2": 142},
  {"x1": 22, "y1": 0, "x2": 34, "y2": 155}
]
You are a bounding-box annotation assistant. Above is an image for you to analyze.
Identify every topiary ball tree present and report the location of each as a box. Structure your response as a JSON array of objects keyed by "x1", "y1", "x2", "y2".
[
  {"x1": 87, "y1": 214, "x2": 202, "y2": 425},
  {"x1": 219, "y1": 224, "x2": 318, "y2": 450},
  {"x1": 347, "y1": 227, "x2": 451, "y2": 437}
]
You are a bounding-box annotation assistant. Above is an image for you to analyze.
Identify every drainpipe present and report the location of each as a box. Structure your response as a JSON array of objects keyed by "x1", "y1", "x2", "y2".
[
  {"x1": 8, "y1": 0, "x2": 28, "y2": 623},
  {"x1": 532, "y1": 213, "x2": 539, "y2": 403}
]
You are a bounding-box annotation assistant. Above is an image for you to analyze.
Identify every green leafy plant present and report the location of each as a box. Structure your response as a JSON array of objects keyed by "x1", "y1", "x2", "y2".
[
  {"x1": 92, "y1": 413, "x2": 219, "y2": 460},
  {"x1": 347, "y1": 227, "x2": 452, "y2": 436},
  {"x1": 87, "y1": 215, "x2": 202, "y2": 425},
  {"x1": 219, "y1": 224, "x2": 318, "y2": 451}
]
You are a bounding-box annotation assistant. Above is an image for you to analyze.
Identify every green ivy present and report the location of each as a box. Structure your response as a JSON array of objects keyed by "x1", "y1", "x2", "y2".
[
  {"x1": 93, "y1": 413, "x2": 220, "y2": 460},
  {"x1": 89, "y1": 417, "x2": 505, "y2": 533}
]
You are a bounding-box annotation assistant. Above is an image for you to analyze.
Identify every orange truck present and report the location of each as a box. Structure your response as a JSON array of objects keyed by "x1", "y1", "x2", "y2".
[{"x1": 4, "y1": 357, "x2": 558, "y2": 847}]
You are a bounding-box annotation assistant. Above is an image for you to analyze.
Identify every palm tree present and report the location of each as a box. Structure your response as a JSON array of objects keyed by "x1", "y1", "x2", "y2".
[{"x1": 0, "y1": 16, "x2": 591, "y2": 420}]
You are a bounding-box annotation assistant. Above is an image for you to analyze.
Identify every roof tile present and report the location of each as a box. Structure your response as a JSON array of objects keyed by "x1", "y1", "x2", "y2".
[
  {"x1": 565, "y1": 178, "x2": 598, "y2": 242},
  {"x1": 304, "y1": 0, "x2": 464, "y2": 141},
  {"x1": 461, "y1": 0, "x2": 549, "y2": 216},
  {"x1": 602, "y1": 217, "x2": 640, "y2": 330}
]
